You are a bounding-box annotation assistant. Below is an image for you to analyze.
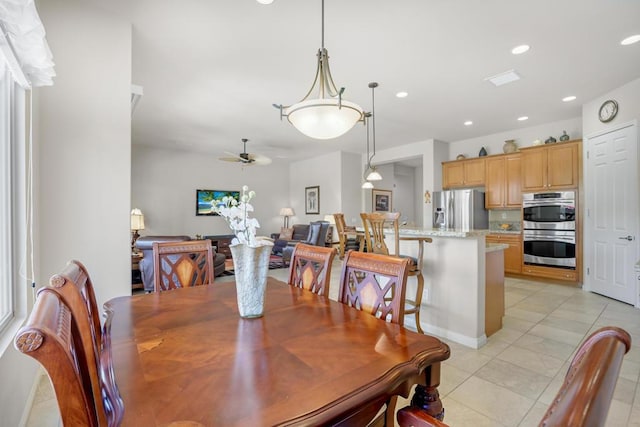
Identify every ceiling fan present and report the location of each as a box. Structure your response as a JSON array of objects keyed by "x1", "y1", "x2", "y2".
[{"x1": 218, "y1": 138, "x2": 272, "y2": 166}]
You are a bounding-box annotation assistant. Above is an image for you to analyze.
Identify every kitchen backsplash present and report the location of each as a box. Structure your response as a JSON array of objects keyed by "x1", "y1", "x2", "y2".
[{"x1": 488, "y1": 209, "x2": 522, "y2": 231}]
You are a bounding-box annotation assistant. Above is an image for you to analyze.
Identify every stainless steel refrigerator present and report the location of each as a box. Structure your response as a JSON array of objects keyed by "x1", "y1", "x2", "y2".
[{"x1": 432, "y1": 189, "x2": 488, "y2": 230}]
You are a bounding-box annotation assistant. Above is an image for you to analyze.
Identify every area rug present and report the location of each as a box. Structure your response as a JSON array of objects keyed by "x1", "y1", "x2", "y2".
[{"x1": 221, "y1": 255, "x2": 286, "y2": 276}]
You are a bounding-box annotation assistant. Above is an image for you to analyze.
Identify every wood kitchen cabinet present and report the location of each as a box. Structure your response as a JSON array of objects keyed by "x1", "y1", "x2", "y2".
[
  {"x1": 485, "y1": 154, "x2": 521, "y2": 208},
  {"x1": 520, "y1": 140, "x2": 580, "y2": 191},
  {"x1": 486, "y1": 233, "x2": 522, "y2": 274},
  {"x1": 443, "y1": 157, "x2": 485, "y2": 188}
]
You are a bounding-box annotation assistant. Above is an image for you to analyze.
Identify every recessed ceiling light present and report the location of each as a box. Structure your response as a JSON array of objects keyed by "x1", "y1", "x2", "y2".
[
  {"x1": 621, "y1": 35, "x2": 640, "y2": 45},
  {"x1": 256, "y1": 0, "x2": 274, "y2": 4},
  {"x1": 485, "y1": 69, "x2": 521, "y2": 87},
  {"x1": 396, "y1": 91, "x2": 408, "y2": 98},
  {"x1": 517, "y1": 116, "x2": 528, "y2": 121},
  {"x1": 562, "y1": 95, "x2": 577, "y2": 102},
  {"x1": 464, "y1": 121, "x2": 473, "y2": 126},
  {"x1": 511, "y1": 45, "x2": 530, "y2": 55}
]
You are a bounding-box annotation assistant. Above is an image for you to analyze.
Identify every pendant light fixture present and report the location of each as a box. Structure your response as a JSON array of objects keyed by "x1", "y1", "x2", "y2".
[
  {"x1": 361, "y1": 110, "x2": 374, "y2": 189},
  {"x1": 273, "y1": 0, "x2": 363, "y2": 140},
  {"x1": 365, "y1": 82, "x2": 382, "y2": 181}
]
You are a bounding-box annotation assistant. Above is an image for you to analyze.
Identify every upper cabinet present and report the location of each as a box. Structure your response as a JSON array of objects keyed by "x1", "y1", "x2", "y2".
[
  {"x1": 443, "y1": 158, "x2": 485, "y2": 188},
  {"x1": 520, "y1": 140, "x2": 580, "y2": 191},
  {"x1": 485, "y1": 153, "x2": 521, "y2": 208}
]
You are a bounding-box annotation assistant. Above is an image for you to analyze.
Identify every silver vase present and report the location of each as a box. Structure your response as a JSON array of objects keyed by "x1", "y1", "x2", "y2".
[{"x1": 230, "y1": 242, "x2": 273, "y2": 318}]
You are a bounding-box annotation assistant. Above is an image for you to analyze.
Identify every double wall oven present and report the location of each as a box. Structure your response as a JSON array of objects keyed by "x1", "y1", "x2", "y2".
[{"x1": 523, "y1": 191, "x2": 576, "y2": 269}]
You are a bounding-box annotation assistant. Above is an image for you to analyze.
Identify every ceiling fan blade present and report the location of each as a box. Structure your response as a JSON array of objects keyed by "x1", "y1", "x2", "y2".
[
  {"x1": 218, "y1": 156, "x2": 242, "y2": 163},
  {"x1": 249, "y1": 153, "x2": 272, "y2": 165}
]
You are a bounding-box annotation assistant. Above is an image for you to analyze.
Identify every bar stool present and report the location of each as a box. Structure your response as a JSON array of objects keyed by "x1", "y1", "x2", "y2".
[
  {"x1": 360, "y1": 212, "x2": 432, "y2": 334},
  {"x1": 333, "y1": 213, "x2": 365, "y2": 259}
]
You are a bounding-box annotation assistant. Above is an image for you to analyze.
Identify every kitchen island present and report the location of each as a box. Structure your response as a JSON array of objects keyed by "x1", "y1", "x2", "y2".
[{"x1": 384, "y1": 227, "x2": 506, "y2": 348}]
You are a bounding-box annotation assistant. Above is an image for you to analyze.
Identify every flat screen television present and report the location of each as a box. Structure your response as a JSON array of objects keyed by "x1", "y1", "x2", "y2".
[{"x1": 196, "y1": 189, "x2": 240, "y2": 216}]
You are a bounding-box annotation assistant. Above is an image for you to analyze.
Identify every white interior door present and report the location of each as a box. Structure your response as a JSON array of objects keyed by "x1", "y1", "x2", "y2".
[{"x1": 586, "y1": 124, "x2": 638, "y2": 306}]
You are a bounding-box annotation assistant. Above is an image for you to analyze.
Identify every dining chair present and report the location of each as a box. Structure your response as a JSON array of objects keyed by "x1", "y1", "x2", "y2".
[
  {"x1": 333, "y1": 212, "x2": 364, "y2": 259},
  {"x1": 152, "y1": 239, "x2": 215, "y2": 292},
  {"x1": 338, "y1": 250, "x2": 411, "y2": 426},
  {"x1": 338, "y1": 250, "x2": 411, "y2": 325},
  {"x1": 360, "y1": 211, "x2": 432, "y2": 333},
  {"x1": 396, "y1": 326, "x2": 632, "y2": 427},
  {"x1": 14, "y1": 290, "x2": 121, "y2": 427},
  {"x1": 287, "y1": 243, "x2": 337, "y2": 296},
  {"x1": 45, "y1": 260, "x2": 120, "y2": 426}
]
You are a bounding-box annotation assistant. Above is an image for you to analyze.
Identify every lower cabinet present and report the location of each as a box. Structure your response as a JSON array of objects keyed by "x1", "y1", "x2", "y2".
[
  {"x1": 486, "y1": 233, "x2": 522, "y2": 274},
  {"x1": 521, "y1": 264, "x2": 578, "y2": 282}
]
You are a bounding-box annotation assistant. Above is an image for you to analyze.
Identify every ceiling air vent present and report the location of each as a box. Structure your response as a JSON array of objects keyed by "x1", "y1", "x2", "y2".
[{"x1": 484, "y1": 69, "x2": 521, "y2": 87}]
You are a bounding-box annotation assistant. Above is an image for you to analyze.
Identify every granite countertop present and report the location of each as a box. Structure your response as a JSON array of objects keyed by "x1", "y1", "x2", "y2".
[
  {"x1": 356, "y1": 226, "x2": 497, "y2": 239},
  {"x1": 486, "y1": 243, "x2": 509, "y2": 253},
  {"x1": 487, "y1": 230, "x2": 522, "y2": 235}
]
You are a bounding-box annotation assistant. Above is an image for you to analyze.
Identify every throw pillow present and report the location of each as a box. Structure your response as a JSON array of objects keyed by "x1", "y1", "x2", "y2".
[{"x1": 279, "y1": 227, "x2": 294, "y2": 240}]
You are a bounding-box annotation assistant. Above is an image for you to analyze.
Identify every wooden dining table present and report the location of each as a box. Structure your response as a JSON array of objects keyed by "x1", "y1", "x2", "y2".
[{"x1": 102, "y1": 277, "x2": 450, "y2": 426}]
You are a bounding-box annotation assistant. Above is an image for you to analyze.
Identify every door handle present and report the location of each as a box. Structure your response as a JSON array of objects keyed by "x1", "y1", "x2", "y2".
[{"x1": 618, "y1": 235, "x2": 635, "y2": 241}]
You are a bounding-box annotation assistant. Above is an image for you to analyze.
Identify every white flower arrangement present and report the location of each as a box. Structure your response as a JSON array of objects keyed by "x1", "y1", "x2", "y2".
[{"x1": 213, "y1": 185, "x2": 266, "y2": 247}]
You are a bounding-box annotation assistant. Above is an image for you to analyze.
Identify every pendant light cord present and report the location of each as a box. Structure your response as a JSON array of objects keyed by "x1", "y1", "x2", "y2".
[
  {"x1": 371, "y1": 84, "x2": 376, "y2": 163},
  {"x1": 321, "y1": 0, "x2": 325, "y2": 49}
]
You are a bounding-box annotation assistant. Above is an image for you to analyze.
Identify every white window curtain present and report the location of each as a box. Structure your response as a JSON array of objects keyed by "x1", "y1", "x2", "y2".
[{"x1": 0, "y1": 0, "x2": 55, "y2": 88}]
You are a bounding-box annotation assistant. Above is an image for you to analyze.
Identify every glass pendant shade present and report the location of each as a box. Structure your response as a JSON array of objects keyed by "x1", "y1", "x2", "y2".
[
  {"x1": 286, "y1": 98, "x2": 363, "y2": 140},
  {"x1": 366, "y1": 167, "x2": 382, "y2": 181},
  {"x1": 361, "y1": 181, "x2": 374, "y2": 189}
]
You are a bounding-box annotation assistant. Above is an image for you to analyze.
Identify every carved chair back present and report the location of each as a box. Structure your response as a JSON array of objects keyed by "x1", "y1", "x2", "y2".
[
  {"x1": 338, "y1": 250, "x2": 410, "y2": 325},
  {"x1": 396, "y1": 326, "x2": 632, "y2": 427},
  {"x1": 334, "y1": 212, "x2": 362, "y2": 259},
  {"x1": 14, "y1": 290, "x2": 119, "y2": 426},
  {"x1": 288, "y1": 243, "x2": 337, "y2": 296},
  {"x1": 360, "y1": 211, "x2": 401, "y2": 256},
  {"x1": 45, "y1": 260, "x2": 115, "y2": 425},
  {"x1": 153, "y1": 239, "x2": 215, "y2": 292}
]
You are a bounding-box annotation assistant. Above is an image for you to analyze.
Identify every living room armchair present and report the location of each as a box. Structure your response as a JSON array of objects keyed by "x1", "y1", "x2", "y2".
[{"x1": 280, "y1": 221, "x2": 331, "y2": 266}]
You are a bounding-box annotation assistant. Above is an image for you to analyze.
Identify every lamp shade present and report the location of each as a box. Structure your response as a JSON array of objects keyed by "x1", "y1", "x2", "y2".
[
  {"x1": 279, "y1": 207, "x2": 295, "y2": 217},
  {"x1": 130, "y1": 208, "x2": 145, "y2": 231},
  {"x1": 366, "y1": 167, "x2": 383, "y2": 181},
  {"x1": 323, "y1": 214, "x2": 336, "y2": 224},
  {"x1": 361, "y1": 181, "x2": 374, "y2": 189},
  {"x1": 286, "y1": 98, "x2": 363, "y2": 140}
]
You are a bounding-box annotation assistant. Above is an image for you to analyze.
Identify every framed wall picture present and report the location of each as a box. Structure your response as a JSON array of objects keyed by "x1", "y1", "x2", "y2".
[
  {"x1": 372, "y1": 189, "x2": 392, "y2": 213},
  {"x1": 305, "y1": 186, "x2": 320, "y2": 214}
]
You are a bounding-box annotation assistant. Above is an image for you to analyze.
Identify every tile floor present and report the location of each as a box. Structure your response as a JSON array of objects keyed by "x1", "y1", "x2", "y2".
[{"x1": 26, "y1": 259, "x2": 640, "y2": 427}]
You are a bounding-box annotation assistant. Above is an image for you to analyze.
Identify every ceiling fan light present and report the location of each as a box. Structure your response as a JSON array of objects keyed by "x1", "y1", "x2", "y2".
[
  {"x1": 366, "y1": 167, "x2": 382, "y2": 181},
  {"x1": 362, "y1": 181, "x2": 374, "y2": 189},
  {"x1": 285, "y1": 98, "x2": 363, "y2": 140}
]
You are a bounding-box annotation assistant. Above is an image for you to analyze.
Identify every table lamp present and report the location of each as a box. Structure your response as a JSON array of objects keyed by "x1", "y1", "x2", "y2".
[
  {"x1": 279, "y1": 207, "x2": 295, "y2": 228},
  {"x1": 130, "y1": 208, "x2": 145, "y2": 251}
]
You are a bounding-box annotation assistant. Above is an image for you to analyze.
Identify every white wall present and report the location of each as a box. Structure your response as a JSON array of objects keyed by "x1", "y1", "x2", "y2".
[
  {"x1": 371, "y1": 139, "x2": 448, "y2": 227},
  {"x1": 132, "y1": 144, "x2": 289, "y2": 237},
  {"x1": 289, "y1": 151, "x2": 343, "y2": 224},
  {"x1": 582, "y1": 77, "x2": 640, "y2": 137},
  {"x1": 448, "y1": 117, "x2": 582, "y2": 160},
  {"x1": 36, "y1": 0, "x2": 131, "y2": 308},
  {"x1": 340, "y1": 151, "x2": 362, "y2": 227}
]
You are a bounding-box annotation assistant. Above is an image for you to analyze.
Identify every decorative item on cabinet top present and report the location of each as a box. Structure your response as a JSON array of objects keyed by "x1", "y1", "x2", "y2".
[
  {"x1": 503, "y1": 139, "x2": 517, "y2": 153},
  {"x1": 479, "y1": 147, "x2": 488, "y2": 157},
  {"x1": 545, "y1": 136, "x2": 557, "y2": 144},
  {"x1": 456, "y1": 154, "x2": 466, "y2": 160},
  {"x1": 559, "y1": 131, "x2": 570, "y2": 141}
]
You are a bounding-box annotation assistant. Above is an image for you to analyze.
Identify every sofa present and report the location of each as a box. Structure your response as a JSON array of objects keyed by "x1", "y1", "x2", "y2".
[
  {"x1": 272, "y1": 221, "x2": 331, "y2": 265},
  {"x1": 135, "y1": 235, "x2": 226, "y2": 292},
  {"x1": 271, "y1": 224, "x2": 310, "y2": 255}
]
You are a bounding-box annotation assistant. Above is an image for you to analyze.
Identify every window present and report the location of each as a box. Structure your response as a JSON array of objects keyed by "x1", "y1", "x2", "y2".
[
  {"x1": 0, "y1": 62, "x2": 13, "y2": 333},
  {"x1": 0, "y1": 59, "x2": 27, "y2": 339}
]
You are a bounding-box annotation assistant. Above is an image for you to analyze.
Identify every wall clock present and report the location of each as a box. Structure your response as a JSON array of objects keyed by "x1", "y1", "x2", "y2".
[{"x1": 598, "y1": 99, "x2": 618, "y2": 123}]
